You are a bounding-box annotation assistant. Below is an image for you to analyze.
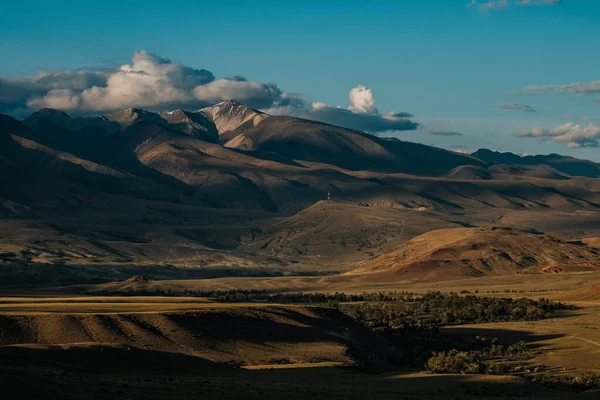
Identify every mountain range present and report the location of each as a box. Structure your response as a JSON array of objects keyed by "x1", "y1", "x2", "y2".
[{"x1": 2, "y1": 101, "x2": 600, "y2": 285}]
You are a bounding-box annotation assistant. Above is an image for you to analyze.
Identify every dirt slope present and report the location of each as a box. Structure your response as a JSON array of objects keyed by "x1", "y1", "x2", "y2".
[
  {"x1": 244, "y1": 201, "x2": 461, "y2": 264},
  {"x1": 349, "y1": 227, "x2": 600, "y2": 281},
  {"x1": 0, "y1": 305, "x2": 390, "y2": 368},
  {"x1": 557, "y1": 282, "x2": 600, "y2": 301}
]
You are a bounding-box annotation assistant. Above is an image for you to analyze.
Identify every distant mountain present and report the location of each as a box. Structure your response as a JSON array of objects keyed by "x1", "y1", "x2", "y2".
[
  {"x1": 3, "y1": 104, "x2": 600, "y2": 216},
  {"x1": 199, "y1": 100, "x2": 268, "y2": 143},
  {"x1": 158, "y1": 109, "x2": 218, "y2": 142},
  {"x1": 472, "y1": 149, "x2": 600, "y2": 178},
  {"x1": 105, "y1": 108, "x2": 218, "y2": 143},
  {"x1": 24, "y1": 108, "x2": 121, "y2": 134}
]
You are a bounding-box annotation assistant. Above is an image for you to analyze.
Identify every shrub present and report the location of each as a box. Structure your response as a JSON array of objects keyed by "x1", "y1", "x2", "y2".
[
  {"x1": 530, "y1": 372, "x2": 600, "y2": 392},
  {"x1": 426, "y1": 350, "x2": 482, "y2": 374},
  {"x1": 485, "y1": 362, "x2": 510, "y2": 375}
]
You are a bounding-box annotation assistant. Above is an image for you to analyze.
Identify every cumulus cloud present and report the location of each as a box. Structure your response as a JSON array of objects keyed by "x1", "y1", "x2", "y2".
[
  {"x1": 348, "y1": 85, "x2": 378, "y2": 114},
  {"x1": 469, "y1": 0, "x2": 560, "y2": 11},
  {"x1": 0, "y1": 69, "x2": 109, "y2": 114},
  {"x1": 27, "y1": 89, "x2": 82, "y2": 110},
  {"x1": 268, "y1": 85, "x2": 418, "y2": 133},
  {"x1": 0, "y1": 50, "x2": 418, "y2": 133},
  {"x1": 26, "y1": 51, "x2": 216, "y2": 112},
  {"x1": 518, "y1": 122, "x2": 600, "y2": 148},
  {"x1": 193, "y1": 78, "x2": 284, "y2": 109},
  {"x1": 2, "y1": 51, "x2": 298, "y2": 114},
  {"x1": 498, "y1": 102, "x2": 537, "y2": 112}
]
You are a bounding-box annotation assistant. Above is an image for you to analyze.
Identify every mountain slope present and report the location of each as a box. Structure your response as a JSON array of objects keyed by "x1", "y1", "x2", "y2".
[
  {"x1": 224, "y1": 115, "x2": 485, "y2": 175},
  {"x1": 447, "y1": 165, "x2": 492, "y2": 180},
  {"x1": 243, "y1": 201, "x2": 461, "y2": 265},
  {"x1": 106, "y1": 108, "x2": 218, "y2": 142},
  {"x1": 558, "y1": 281, "x2": 600, "y2": 301},
  {"x1": 0, "y1": 114, "x2": 189, "y2": 210},
  {"x1": 6, "y1": 107, "x2": 600, "y2": 215},
  {"x1": 4, "y1": 104, "x2": 600, "y2": 281},
  {"x1": 349, "y1": 227, "x2": 600, "y2": 281}
]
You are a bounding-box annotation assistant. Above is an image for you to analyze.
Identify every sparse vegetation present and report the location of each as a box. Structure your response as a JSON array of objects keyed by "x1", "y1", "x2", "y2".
[
  {"x1": 92, "y1": 288, "x2": 418, "y2": 302},
  {"x1": 92, "y1": 289, "x2": 574, "y2": 323},
  {"x1": 425, "y1": 340, "x2": 531, "y2": 374},
  {"x1": 529, "y1": 372, "x2": 600, "y2": 392},
  {"x1": 338, "y1": 292, "x2": 573, "y2": 331}
]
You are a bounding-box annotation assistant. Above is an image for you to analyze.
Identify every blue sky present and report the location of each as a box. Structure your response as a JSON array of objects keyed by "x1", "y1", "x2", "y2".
[{"x1": 1, "y1": 0, "x2": 599, "y2": 159}]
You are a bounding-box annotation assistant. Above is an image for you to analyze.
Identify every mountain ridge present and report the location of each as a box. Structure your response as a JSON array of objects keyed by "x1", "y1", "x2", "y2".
[
  {"x1": 3, "y1": 106, "x2": 600, "y2": 281},
  {"x1": 472, "y1": 148, "x2": 600, "y2": 178},
  {"x1": 4, "y1": 105, "x2": 600, "y2": 216}
]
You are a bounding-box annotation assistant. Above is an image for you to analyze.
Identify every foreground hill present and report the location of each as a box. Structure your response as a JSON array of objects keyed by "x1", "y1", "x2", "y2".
[{"x1": 349, "y1": 227, "x2": 600, "y2": 281}]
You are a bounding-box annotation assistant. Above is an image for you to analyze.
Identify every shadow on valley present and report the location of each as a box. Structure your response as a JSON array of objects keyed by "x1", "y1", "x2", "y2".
[
  {"x1": 0, "y1": 263, "x2": 335, "y2": 291},
  {"x1": 442, "y1": 327, "x2": 567, "y2": 351},
  {"x1": 0, "y1": 343, "x2": 588, "y2": 400}
]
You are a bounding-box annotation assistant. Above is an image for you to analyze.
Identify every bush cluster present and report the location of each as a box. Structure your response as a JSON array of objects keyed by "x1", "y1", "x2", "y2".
[
  {"x1": 425, "y1": 340, "x2": 530, "y2": 374},
  {"x1": 93, "y1": 288, "x2": 416, "y2": 303},
  {"x1": 339, "y1": 292, "x2": 571, "y2": 331},
  {"x1": 530, "y1": 372, "x2": 600, "y2": 392}
]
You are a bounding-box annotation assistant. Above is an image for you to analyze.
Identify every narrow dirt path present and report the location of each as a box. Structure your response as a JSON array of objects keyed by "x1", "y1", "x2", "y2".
[{"x1": 572, "y1": 336, "x2": 600, "y2": 348}]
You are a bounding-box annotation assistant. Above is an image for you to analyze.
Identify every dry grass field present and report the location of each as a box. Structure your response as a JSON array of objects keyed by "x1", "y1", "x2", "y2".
[
  {"x1": 1, "y1": 286, "x2": 599, "y2": 399},
  {"x1": 73, "y1": 269, "x2": 600, "y2": 296}
]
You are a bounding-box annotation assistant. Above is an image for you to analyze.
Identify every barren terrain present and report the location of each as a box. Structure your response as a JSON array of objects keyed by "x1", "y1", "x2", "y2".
[
  {"x1": 4, "y1": 104, "x2": 600, "y2": 398},
  {"x1": 1, "y1": 292, "x2": 600, "y2": 399}
]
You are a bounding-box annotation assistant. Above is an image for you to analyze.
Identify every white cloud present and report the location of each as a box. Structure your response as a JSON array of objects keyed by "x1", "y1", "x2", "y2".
[
  {"x1": 0, "y1": 70, "x2": 108, "y2": 113},
  {"x1": 1, "y1": 51, "x2": 418, "y2": 133},
  {"x1": 348, "y1": 85, "x2": 378, "y2": 114},
  {"x1": 13, "y1": 51, "x2": 290, "y2": 113},
  {"x1": 519, "y1": 122, "x2": 600, "y2": 148},
  {"x1": 27, "y1": 51, "x2": 215, "y2": 111},
  {"x1": 193, "y1": 78, "x2": 283, "y2": 109},
  {"x1": 27, "y1": 89, "x2": 81, "y2": 110},
  {"x1": 270, "y1": 85, "x2": 418, "y2": 132}
]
